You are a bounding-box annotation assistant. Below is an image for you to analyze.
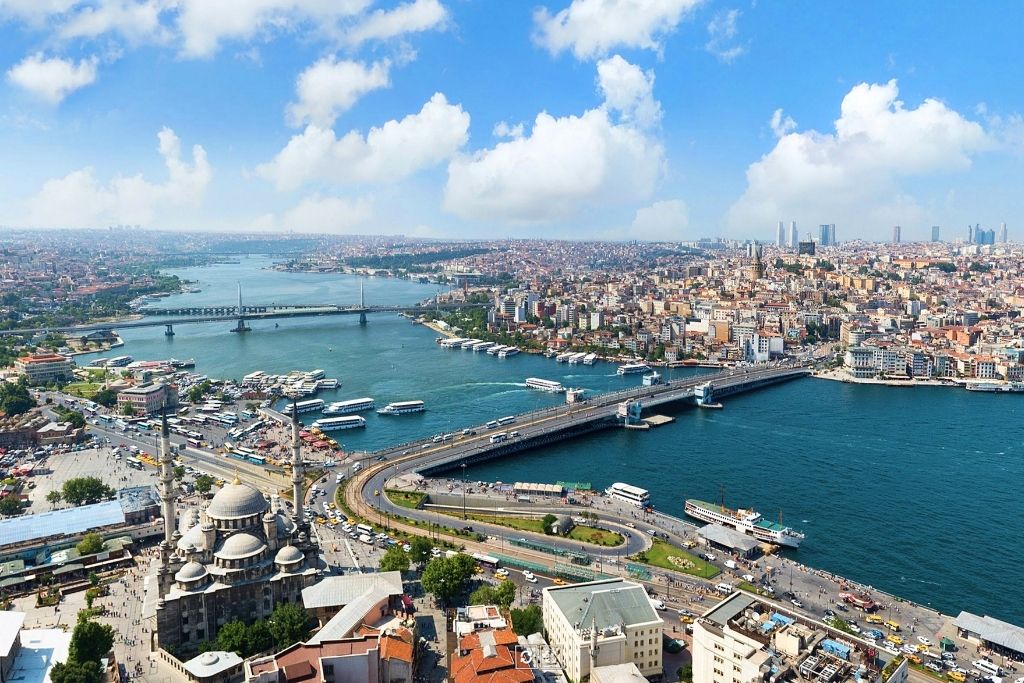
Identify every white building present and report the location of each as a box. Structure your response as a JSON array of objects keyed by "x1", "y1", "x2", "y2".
[
  {"x1": 542, "y1": 578, "x2": 664, "y2": 683},
  {"x1": 692, "y1": 592, "x2": 907, "y2": 683}
]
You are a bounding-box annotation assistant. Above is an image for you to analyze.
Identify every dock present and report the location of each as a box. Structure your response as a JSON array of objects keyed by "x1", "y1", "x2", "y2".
[{"x1": 642, "y1": 415, "x2": 675, "y2": 427}]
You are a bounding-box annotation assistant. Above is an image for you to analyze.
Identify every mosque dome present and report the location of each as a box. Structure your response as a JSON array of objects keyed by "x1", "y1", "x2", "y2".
[
  {"x1": 207, "y1": 479, "x2": 269, "y2": 520},
  {"x1": 214, "y1": 532, "x2": 267, "y2": 560},
  {"x1": 175, "y1": 561, "x2": 209, "y2": 583},
  {"x1": 275, "y1": 545, "x2": 304, "y2": 565}
]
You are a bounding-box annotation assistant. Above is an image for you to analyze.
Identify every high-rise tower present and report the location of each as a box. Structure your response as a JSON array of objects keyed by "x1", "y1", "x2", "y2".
[
  {"x1": 892, "y1": 225, "x2": 901, "y2": 244},
  {"x1": 788, "y1": 221, "x2": 798, "y2": 248},
  {"x1": 776, "y1": 221, "x2": 785, "y2": 247},
  {"x1": 931, "y1": 225, "x2": 940, "y2": 242},
  {"x1": 998, "y1": 222, "x2": 1008, "y2": 244}
]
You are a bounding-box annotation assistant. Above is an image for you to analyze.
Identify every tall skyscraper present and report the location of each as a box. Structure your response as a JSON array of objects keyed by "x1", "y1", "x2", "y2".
[
  {"x1": 818, "y1": 224, "x2": 830, "y2": 246},
  {"x1": 788, "y1": 221, "x2": 798, "y2": 248},
  {"x1": 968, "y1": 224, "x2": 975, "y2": 243},
  {"x1": 998, "y1": 222, "x2": 1008, "y2": 244},
  {"x1": 828, "y1": 224, "x2": 836, "y2": 245},
  {"x1": 776, "y1": 221, "x2": 785, "y2": 247},
  {"x1": 931, "y1": 225, "x2": 940, "y2": 242},
  {"x1": 892, "y1": 225, "x2": 901, "y2": 244}
]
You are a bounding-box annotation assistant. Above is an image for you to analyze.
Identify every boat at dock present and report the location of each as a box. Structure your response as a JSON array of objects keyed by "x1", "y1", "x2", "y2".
[
  {"x1": 284, "y1": 398, "x2": 325, "y2": 414},
  {"x1": 311, "y1": 416, "x2": 366, "y2": 431},
  {"x1": 486, "y1": 345, "x2": 504, "y2": 355},
  {"x1": 684, "y1": 498, "x2": 805, "y2": 548},
  {"x1": 567, "y1": 352, "x2": 587, "y2": 364},
  {"x1": 583, "y1": 353, "x2": 597, "y2": 365},
  {"x1": 555, "y1": 352, "x2": 573, "y2": 363},
  {"x1": 525, "y1": 377, "x2": 565, "y2": 393},
  {"x1": 617, "y1": 362, "x2": 650, "y2": 375},
  {"x1": 169, "y1": 358, "x2": 195, "y2": 368},
  {"x1": 377, "y1": 400, "x2": 425, "y2": 415},
  {"x1": 322, "y1": 397, "x2": 375, "y2": 414},
  {"x1": 316, "y1": 378, "x2": 340, "y2": 389},
  {"x1": 498, "y1": 347, "x2": 520, "y2": 358},
  {"x1": 965, "y1": 382, "x2": 1024, "y2": 392}
]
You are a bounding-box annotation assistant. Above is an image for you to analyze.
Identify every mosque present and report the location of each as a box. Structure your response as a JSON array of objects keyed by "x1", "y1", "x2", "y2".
[{"x1": 151, "y1": 408, "x2": 321, "y2": 655}]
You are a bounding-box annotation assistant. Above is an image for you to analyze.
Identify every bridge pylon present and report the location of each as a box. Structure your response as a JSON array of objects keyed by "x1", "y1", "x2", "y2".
[
  {"x1": 231, "y1": 281, "x2": 251, "y2": 333},
  {"x1": 164, "y1": 323, "x2": 174, "y2": 337},
  {"x1": 358, "y1": 279, "x2": 367, "y2": 326}
]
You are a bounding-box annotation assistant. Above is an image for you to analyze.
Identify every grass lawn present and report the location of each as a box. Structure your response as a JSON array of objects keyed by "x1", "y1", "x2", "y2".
[
  {"x1": 437, "y1": 511, "x2": 624, "y2": 547},
  {"x1": 65, "y1": 382, "x2": 102, "y2": 398},
  {"x1": 385, "y1": 489, "x2": 427, "y2": 510},
  {"x1": 631, "y1": 538, "x2": 720, "y2": 578}
]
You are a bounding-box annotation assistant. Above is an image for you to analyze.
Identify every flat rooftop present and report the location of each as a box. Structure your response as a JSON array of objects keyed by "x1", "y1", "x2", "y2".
[
  {"x1": 10, "y1": 628, "x2": 72, "y2": 683},
  {"x1": 0, "y1": 500, "x2": 125, "y2": 547}
]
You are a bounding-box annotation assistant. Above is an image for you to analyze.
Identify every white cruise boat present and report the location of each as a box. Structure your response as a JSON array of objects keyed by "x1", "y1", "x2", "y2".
[
  {"x1": 567, "y1": 352, "x2": 587, "y2": 364},
  {"x1": 684, "y1": 499, "x2": 804, "y2": 548},
  {"x1": 486, "y1": 345, "x2": 503, "y2": 355},
  {"x1": 474, "y1": 341, "x2": 495, "y2": 352},
  {"x1": 617, "y1": 362, "x2": 650, "y2": 375},
  {"x1": 965, "y1": 382, "x2": 1024, "y2": 393},
  {"x1": 322, "y1": 397, "x2": 375, "y2": 415},
  {"x1": 316, "y1": 378, "x2": 339, "y2": 389},
  {"x1": 377, "y1": 400, "x2": 425, "y2": 415},
  {"x1": 525, "y1": 377, "x2": 565, "y2": 393},
  {"x1": 583, "y1": 353, "x2": 597, "y2": 365},
  {"x1": 498, "y1": 347, "x2": 520, "y2": 358},
  {"x1": 555, "y1": 352, "x2": 573, "y2": 363},
  {"x1": 284, "y1": 399, "x2": 325, "y2": 414},
  {"x1": 462, "y1": 339, "x2": 482, "y2": 350},
  {"x1": 311, "y1": 416, "x2": 366, "y2": 431}
]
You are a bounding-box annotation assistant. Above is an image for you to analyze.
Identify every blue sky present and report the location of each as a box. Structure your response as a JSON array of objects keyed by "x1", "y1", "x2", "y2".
[{"x1": 0, "y1": 0, "x2": 1021, "y2": 242}]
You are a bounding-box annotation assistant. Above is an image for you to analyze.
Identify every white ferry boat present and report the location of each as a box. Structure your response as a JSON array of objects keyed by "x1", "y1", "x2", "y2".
[
  {"x1": 461, "y1": 339, "x2": 482, "y2": 350},
  {"x1": 498, "y1": 347, "x2": 520, "y2": 358},
  {"x1": 486, "y1": 345, "x2": 504, "y2": 355},
  {"x1": 555, "y1": 352, "x2": 573, "y2": 363},
  {"x1": 606, "y1": 482, "x2": 650, "y2": 508},
  {"x1": 311, "y1": 416, "x2": 366, "y2": 431},
  {"x1": 525, "y1": 378, "x2": 565, "y2": 393},
  {"x1": 965, "y1": 382, "x2": 1024, "y2": 393},
  {"x1": 583, "y1": 353, "x2": 597, "y2": 365},
  {"x1": 322, "y1": 397, "x2": 375, "y2": 415},
  {"x1": 617, "y1": 362, "x2": 650, "y2": 375},
  {"x1": 474, "y1": 342, "x2": 496, "y2": 352},
  {"x1": 567, "y1": 352, "x2": 587, "y2": 364},
  {"x1": 377, "y1": 400, "x2": 426, "y2": 415},
  {"x1": 316, "y1": 378, "x2": 339, "y2": 390},
  {"x1": 439, "y1": 338, "x2": 467, "y2": 349},
  {"x1": 307, "y1": 369, "x2": 326, "y2": 380},
  {"x1": 284, "y1": 399, "x2": 325, "y2": 414},
  {"x1": 684, "y1": 499, "x2": 805, "y2": 548}
]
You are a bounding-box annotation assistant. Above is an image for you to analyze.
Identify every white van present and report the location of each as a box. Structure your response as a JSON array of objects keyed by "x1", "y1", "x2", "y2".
[
  {"x1": 715, "y1": 582, "x2": 733, "y2": 595},
  {"x1": 973, "y1": 661, "x2": 1003, "y2": 677},
  {"x1": 724, "y1": 560, "x2": 738, "y2": 570},
  {"x1": 352, "y1": 462, "x2": 362, "y2": 472},
  {"x1": 358, "y1": 533, "x2": 373, "y2": 545}
]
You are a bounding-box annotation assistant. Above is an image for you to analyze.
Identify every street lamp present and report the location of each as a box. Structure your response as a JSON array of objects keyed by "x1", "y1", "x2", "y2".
[{"x1": 461, "y1": 462, "x2": 467, "y2": 520}]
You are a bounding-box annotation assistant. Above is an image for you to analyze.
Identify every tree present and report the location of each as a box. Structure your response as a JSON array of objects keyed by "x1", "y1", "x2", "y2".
[
  {"x1": 494, "y1": 579, "x2": 516, "y2": 609},
  {"x1": 408, "y1": 536, "x2": 433, "y2": 568},
  {"x1": 173, "y1": 466, "x2": 185, "y2": 481},
  {"x1": 46, "y1": 490, "x2": 62, "y2": 506},
  {"x1": 53, "y1": 405, "x2": 86, "y2": 428},
  {"x1": 92, "y1": 389, "x2": 117, "y2": 408},
  {"x1": 421, "y1": 554, "x2": 476, "y2": 605},
  {"x1": 0, "y1": 381, "x2": 34, "y2": 416},
  {"x1": 247, "y1": 620, "x2": 276, "y2": 655},
  {"x1": 268, "y1": 603, "x2": 311, "y2": 648},
  {"x1": 62, "y1": 477, "x2": 115, "y2": 506},
  {"x1": 50, "y1": 660, "x2": 102, "y2": 683},
  {"x1": 678, "y1": 664, "x2": 694, "y2": 683},
  {"x1": 76, "y1": 533, "x2": 105, "y2": 555},
  {"x1": 541, "y1": 514, "x2": 557, "y2": 535},
  {"x1": 379, "y1": 546, "x2": 410, "y2": 573},
  {"x1": 194, "y1": 474, "x2": 215, "y2": 494},
  {"x1": 510, "y1": 605, "x2": 543, "y2": 636},
  {"x1": 69, "y1": 618, "x2": 115, "y2": 664},
  {"x1": 0, "y1": 496, "x2": 22, "y2": 516},
  {"x1": 119, "y1": 404, "x2": 135, "y2": 417},
  {"x1": 215, "y1": 620, "x2": 249, "y2": 655}
]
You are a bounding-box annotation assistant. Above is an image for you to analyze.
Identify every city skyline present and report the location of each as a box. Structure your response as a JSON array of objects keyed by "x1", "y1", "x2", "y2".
[{"x1": 1, "y1": 1, "x2": 1023, "y2": 240}]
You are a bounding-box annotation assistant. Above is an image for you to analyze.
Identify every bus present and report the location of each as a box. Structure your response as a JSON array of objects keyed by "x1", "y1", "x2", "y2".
[
  {"x1": 96, "y1": 414, "x2": 114, "y2": 424},
  {"x1": 248, "y1": 454, "x2": 266, "y2": 466},
  {"x1": 126, "y1": 456, "x2": 143, "y2": 470},
  {"x1": 471, "y1": 552, "x2": 500, "y2": 568},
  {"x1": 356, "y1": 523, "x2": 373, "y2": 536},
  {"x1": 605, "y1": 482, "x2": 651, "y2": 508},
  {"x1": 496, "y1": 416, "x2": 517, "y2": 426},
  {"x1": 489, "y1": 433, "x2": 508, "y2": 444},
  {"x1": 186, "y1": 438, "x2": 202, "y2": 448}
]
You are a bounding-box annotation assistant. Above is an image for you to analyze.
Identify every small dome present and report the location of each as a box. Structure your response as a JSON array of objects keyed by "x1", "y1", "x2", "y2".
[
  {"x1": 175, "y1": 561, "x2": 208, "y2": 583},
  {"x1": 198, "y1": 653, "x2": 219, "y2": 666},
  {"x1": 275, "y1": 545, "x2": 304, "y2": 565},
  {"x1": 207, "y1": 482, "x2": 269, "y2": 520},
  {"x1": 215, "y1": 532, "x2": 267, "y2": 560}
]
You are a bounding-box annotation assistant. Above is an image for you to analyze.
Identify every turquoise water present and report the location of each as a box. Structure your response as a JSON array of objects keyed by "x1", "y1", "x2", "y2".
[{"x1": 82, "y1": 257, "x2": 1024, "y2": 624}]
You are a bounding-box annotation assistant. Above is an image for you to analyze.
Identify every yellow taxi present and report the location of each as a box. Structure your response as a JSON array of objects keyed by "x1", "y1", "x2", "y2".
[
  {"x1": 885, "y1": 635, "x2": 904, "y2": 646},
  {"x1": 948, "y1": 671, "x2": 966, "y2": 682},
  {"x1": 553, "y1": 578, "x2": 568, "y2": 585},
  {"x1": 906, "y1": 654, "x2": 922, "y2": 665},
  {"x1": 866, "y1": 615, "x2": 884, "y2": 624},
  {"x1": 884, "y1": 620, "x2": 901, "y2": 632}
]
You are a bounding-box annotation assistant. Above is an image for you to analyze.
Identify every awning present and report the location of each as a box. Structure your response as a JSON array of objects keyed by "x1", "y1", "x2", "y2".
[
  {"x1": 52, "y1": 563, "x2": 84, "y2": 575},
  {"x1": 940, "y1": 637, "x2": 956, "y2": 650}
]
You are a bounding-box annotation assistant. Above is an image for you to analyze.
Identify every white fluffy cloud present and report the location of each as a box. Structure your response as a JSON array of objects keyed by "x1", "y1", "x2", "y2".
[
  {"x1": 705, "y1": 8, "x2": 744, "y2": 63},
  {"x1": 346, "y1": 0, "x2": 447, "y2": 47},
  {"x1": 258, "y1": 92, "x2": 469, "y2": 190},
  {"x1": 25, "y1": 127, "x2": 212, "y2": 228},
  {"x1": 769, "y1": 108, "x2": 796, "y2": 138},
  {"x1": 444, "y1": 57, "x2": 664, "y2": 223},
  {"x1": 175, "y1": 0, "x2": 370, "y2": 58},
  {"x1": 629, "y1": 199, "x2": 688, "y2": 240},
  {"x1": 597, "y1": 54, "x2": 661, "y2": 128},
  {"x1": 728, "y1": 80, "x2": 993, "y2": 237},
  {"x1": 58, "y1": 0, "x2": 167, "y2": 43},
  {"x1": 253, "y1": 194, "x2": 374, "y2": 233},
  {"x1": 6, "y1": 53, "x2": 98, "y2": 104},
  {"x1": 286, "y1": 57, "x2": 390, "y2": 128},
  {"x1": 533, "y1": 0, "x2": 701, "y2": 60}
]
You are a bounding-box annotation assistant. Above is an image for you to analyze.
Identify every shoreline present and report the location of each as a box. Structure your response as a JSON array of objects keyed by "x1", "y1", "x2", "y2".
[{"x1": 813, "y1": 369, "x2": 962, "y2": 388}]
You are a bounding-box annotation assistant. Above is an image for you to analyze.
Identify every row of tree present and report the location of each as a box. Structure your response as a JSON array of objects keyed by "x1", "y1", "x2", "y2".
[
  {"x1": 210, "y1": 603, "x2": 311, "y2": 658},
  {"x1": 50, "y1": 614, "x2": 116, "y2": 683}
]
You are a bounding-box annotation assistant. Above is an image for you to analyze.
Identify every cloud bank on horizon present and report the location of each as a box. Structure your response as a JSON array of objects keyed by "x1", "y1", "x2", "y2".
[{"x1": 0, "y1": 0, "x2": 1021, "y2": 240}]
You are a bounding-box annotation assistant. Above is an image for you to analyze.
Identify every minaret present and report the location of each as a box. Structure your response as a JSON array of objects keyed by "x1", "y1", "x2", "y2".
[
  {"x1": 159, "y1": 405, "x2": 176, "y2": 545},
  {"x1": 291, "y1": 404, "x2": 303, "y2": 524}
]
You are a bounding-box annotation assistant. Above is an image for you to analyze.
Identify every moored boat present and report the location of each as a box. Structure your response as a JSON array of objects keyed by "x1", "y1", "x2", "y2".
[{"x1": 684, "y1": 498, "x2": 804, "y2": 548}]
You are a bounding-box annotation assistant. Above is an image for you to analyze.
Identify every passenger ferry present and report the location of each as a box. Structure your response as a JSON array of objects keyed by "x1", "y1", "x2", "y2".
[
  {"x1": 525, "y1": 378, "x2": 565, "y2": 393},
  {"x1": 486, "y1": 345, "x2": 504, "y2": 355},
  {"x1": 684, "y1": 499, "x2": 805, "y2": 548},
  {"x1": 555, "y1": 352, "x2": 573, "y2": 363},
  {"x1": 498, "y1": 347, "x2": 520, "y2": 358},
  {"x1": 965, "y1": 381, "x2": 1024, "y2": 392},
  {"x1": 583, "y1": 353, "x2": 597, "y2": 365},
  {"x1": 311, "y1": 416, "x2": 366, "y2": 431},
  {"x1": 284, "y1": 399, "x2": 325, "y2": 414},
  {"x1": 377, "y1": 400, "x2": 426, "y2": 415},
  {"x1": 567, "y1": 352, "x2": 587, "y2": 364},
  {"x1": 473, "y1": 341, "x2": 496, "y2": 352},
  {"x1": 617, "y1": 362, "x2": 650, "y2": 375},
  {"x1": 322, "y1": 397, "x2": 375, "y2": 415},
  {"x1": 316, "y1": 378, "x2": 339, "y2": 390},
  {"x1": 642, "y1": 372, "x2": 662, "y2": 386},
  {"x1": 605, "y1": 482, "x2": 650, "y2": 508}
]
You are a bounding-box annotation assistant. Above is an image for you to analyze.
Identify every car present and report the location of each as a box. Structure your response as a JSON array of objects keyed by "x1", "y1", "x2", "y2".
[
  {"x1": 523, "y1": 570, "x2": 537, "y2": 583},
  {"x1": 647, "y1": 529, "x2": 658, "y2": 536},
  {"x1": 925, "y1": 663, "x2": 944, "y2": 673},
  {"x1": 918, "y1": 637, "x2": 933, "y2": 646},
  {"x1": 626, "y1": 522, "x2": 636, "y2": 528},
  {"x1": 824, "y1": 609, "x2": 835, "y2": 617},
  {"x1": 791, "y1": 598, "x2": 804, "y2": 608},
  {"x1": 495, "y1": 568, "x2": 509, "y2": 578},
  {"x1": 847, "y1": 623, "x2": 861, "y2": 634},
  {"x1": 703, "y1": 553, "x2": 717, "y2": 562},
  {"x1": 742, "y1": 574, "x2": 755, "y2": 582},
  {"x1": 552, "y1": 578, "x2": 568, "y2": 585}
]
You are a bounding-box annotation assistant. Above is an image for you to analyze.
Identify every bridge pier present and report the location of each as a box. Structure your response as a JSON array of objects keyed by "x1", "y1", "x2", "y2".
[
  {"x1": 359, "y1": 311, "x2": 367, "y2": 326},
  {"x1": 231, "y1": 317, "x2": 251, "y2": 333},
  {"x1": 164, "y1": 323, "x2": 174, "y2": 337}
]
